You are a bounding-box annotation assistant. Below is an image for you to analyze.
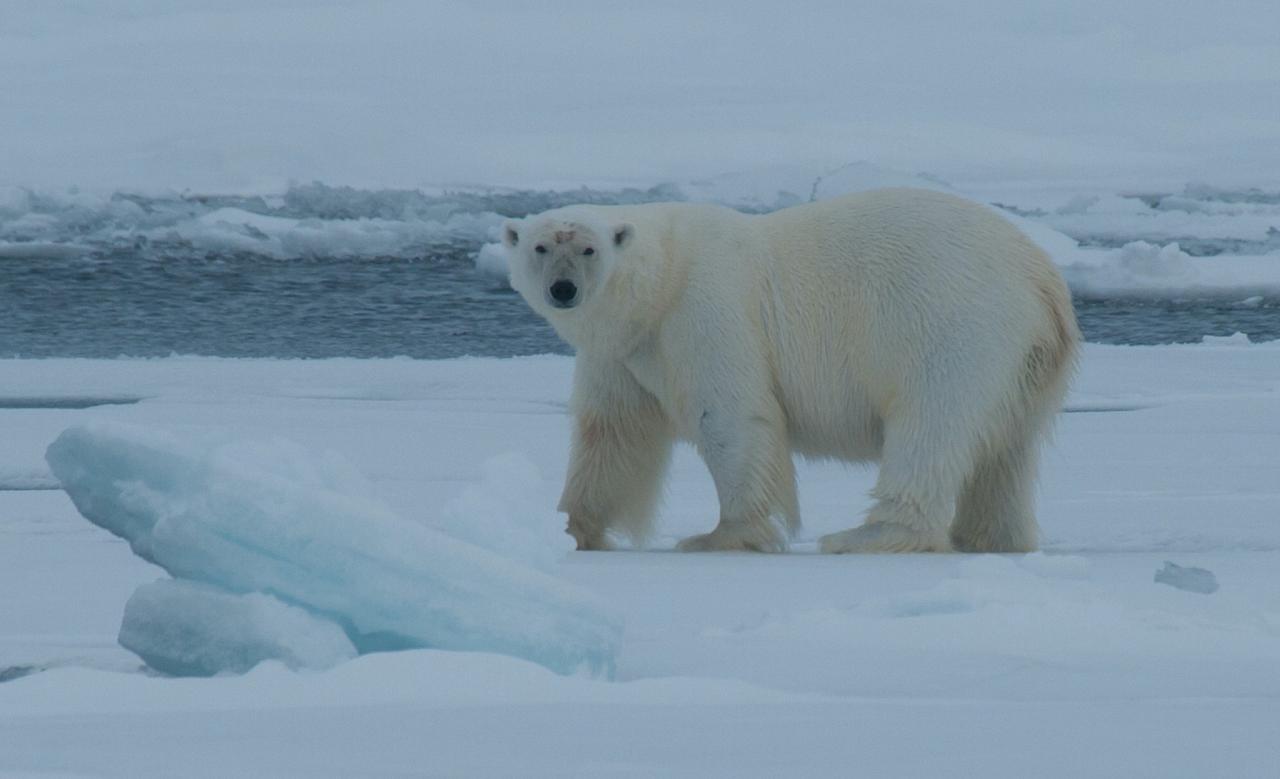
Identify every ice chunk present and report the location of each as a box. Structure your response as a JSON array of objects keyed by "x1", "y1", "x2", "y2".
[
  {"x1": 1154, "y1": 561, "x2": 1219, "y2": 595},
  {"x1": 473, "y1": 242, "x2": 511, "y2": 284},
  {"x1": 120, "y1": 579, "x2": 357, "y2": 677},
  {"x1": 1201, "y1": 332, "x2": 1252, "y2": 346},
  {"x1": 1060, "y1": 240, "x2": 1203, "y2": 298},
  {"x1": 434, "y1": 453, "x2": 574, "y2": 570},
  {"x1": 47, "y1": 422, "x2": 622, "y2": 677}
]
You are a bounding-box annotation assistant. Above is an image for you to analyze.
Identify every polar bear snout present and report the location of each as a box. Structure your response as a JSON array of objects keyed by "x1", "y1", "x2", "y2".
[{"x1": 548, "y1": 279, "x2": 579, "y2": 308}]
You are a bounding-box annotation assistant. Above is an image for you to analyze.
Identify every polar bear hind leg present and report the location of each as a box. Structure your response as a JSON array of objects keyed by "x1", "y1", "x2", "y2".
[
  {"x1": 948, "y1": 433, "x2": 1039, "y2": 552},
  {"x1": 951, "y1": 328, "x2": 1076, "y2": 552},
  {"x1": 818, "y1": 411, "x2": 970, "y2": 554},
  {"x1": 819, "y1": 342, "x2": 1010, "y2": 554}
]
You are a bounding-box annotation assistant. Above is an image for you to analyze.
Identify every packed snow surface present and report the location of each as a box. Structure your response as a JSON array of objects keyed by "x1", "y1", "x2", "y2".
[
  {"x1": 46, "y1": 423, "x2": 621, "y2": 677},
  {"x1": 2, "y1": 344, "x2": 1280, "y2": 775}
]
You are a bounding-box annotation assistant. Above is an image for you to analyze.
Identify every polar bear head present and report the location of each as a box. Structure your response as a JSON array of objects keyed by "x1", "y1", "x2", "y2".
[{"x1": 502, "y1": 211, "x2": 634, "y2": 315}]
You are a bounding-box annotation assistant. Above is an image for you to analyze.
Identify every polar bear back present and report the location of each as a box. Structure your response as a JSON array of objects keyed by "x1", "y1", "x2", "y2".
[
  {"x1": 755, "y1": 189, "x2": 1063, "y2": 377},
  {"x1": 533, "y1": 189, "x2": 1073, "y2": 462},
  {"x1": 748, "y1": 188, "x2": 1070, "y2": 457}
]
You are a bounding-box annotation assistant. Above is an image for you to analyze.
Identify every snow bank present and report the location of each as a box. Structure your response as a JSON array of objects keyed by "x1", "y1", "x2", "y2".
[
  {"x1": 120, "y1": 579, "x2": 357, "y2": 676},
  {"x1": 1061, "y1": 240, "x2": 1198, "y2": 296},
  {"x1": 1061, "y1": 240, "x2": 1280, "y2": 299},
  {"x1": 46, "y1": 423, "x2": 621, "y2": 677},
  {"x1": 1042, "y1": 187, "x2": 1280, "y2": 254}
]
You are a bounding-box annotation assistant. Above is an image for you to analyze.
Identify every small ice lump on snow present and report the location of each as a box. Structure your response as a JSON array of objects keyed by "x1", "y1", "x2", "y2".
[
  {"x1": 120, "y1": 579, "x2": 357, "y2": 676},
  {"x1": 47, "y1": 422, "x2": 622, "y2": 677},
  {"x1": 1154, "y1": 561, "x2": 1219, "y2": 594}
]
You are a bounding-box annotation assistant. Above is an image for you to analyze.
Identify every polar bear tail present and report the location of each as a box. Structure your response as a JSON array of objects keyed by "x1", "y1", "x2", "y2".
[
  {"x1": 949, "y1": 267, "x2": 1079, "y2": 553},
  {"x1": 1025, "y1": 270, "x2": 1080, "y2": 422}
]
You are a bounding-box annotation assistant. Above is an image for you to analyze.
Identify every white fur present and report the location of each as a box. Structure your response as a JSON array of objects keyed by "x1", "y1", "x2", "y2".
[{"x1": 503, "y1": 188, "x2": 1078, "y2": 553}]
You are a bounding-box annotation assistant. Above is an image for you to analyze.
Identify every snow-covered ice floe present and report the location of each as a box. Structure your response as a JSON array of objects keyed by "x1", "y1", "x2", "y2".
[
  {"x1": 46, "y1": 423, "x2": 621, "y2": 677},
  {"x1": 2, "y1": 344, "x2": 1280, "y2": 775}
]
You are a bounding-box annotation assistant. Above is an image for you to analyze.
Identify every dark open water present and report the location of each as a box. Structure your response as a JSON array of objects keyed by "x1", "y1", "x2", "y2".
[{"x1": 2, "y1": 249, "x2": 1277, "y2": 359}]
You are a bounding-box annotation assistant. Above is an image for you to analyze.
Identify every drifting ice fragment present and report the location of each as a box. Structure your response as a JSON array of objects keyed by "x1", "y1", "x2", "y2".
[
  {"x1": 1154, "y1": 561, "x2": 1219, "y2": 594},
  {"x1": 1200, "y1": 332, "x2": 1252, "y2": 346},
  {"x1": 473, "y1": 242, "x2": 511, "y2": 283},
  {"x1": 120, "y1": 579, "x2": 357, "y2": 676},
  {"x1": 47, "y1": 423, "x2": 621, "y2": 677}
]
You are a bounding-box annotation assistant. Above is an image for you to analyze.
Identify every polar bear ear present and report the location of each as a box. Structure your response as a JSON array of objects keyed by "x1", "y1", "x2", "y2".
[
  {"x1": 501, "y1": 220, "x2": 520, "y2": 248},
  {"x1": 612, "y1": 223, "x2": 635, "y2": 249}
]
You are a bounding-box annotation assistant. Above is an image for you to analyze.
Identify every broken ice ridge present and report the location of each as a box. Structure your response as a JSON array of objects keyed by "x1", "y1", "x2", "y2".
[{"x1": 47, "y1": 422, "x2": 622, "y2": 677}]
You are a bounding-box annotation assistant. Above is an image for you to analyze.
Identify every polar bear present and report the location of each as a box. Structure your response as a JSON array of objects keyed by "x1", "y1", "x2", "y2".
[{"x1": 502, "y1": 188, "x2": 1078, "y2": 553}]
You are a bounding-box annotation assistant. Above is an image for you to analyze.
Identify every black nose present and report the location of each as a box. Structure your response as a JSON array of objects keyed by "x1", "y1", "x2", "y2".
[{"x1": 549, "y1": 280, "x2": 578, "y2": 306}]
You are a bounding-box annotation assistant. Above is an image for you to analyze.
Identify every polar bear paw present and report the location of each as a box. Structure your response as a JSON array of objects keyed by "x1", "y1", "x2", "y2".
[
  {"x1": 819, "y1": 522, "x2": 952, "y2": 554},
  {"x1": 566, "y1": 516, "x2": 612, "y2": 551},
  {"x1": 676, "y1": 523, "x2": 787, "y2": 553}
]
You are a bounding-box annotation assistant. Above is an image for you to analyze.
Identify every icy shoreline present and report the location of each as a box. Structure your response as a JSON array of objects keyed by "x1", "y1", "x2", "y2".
[{"x1": 6, "y1": 174, "x2": 1280, "y2": 306}]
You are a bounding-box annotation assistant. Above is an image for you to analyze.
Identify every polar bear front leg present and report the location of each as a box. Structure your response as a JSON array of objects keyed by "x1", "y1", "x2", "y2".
[
  {"x1": 558, "y1": 355, "x2": 674, "y2": 550},
  {"x1": 675, "y1": 387, "x2": 798, "y2": 553}
]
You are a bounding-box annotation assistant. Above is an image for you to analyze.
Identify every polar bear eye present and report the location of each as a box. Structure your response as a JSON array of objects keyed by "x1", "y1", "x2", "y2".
[
  {"x1": 583, "y1": 247, "x2": 594, "y2": 256},
  {"x1": 535, "y1": 245, "x2": 547, "y2": 254}
]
